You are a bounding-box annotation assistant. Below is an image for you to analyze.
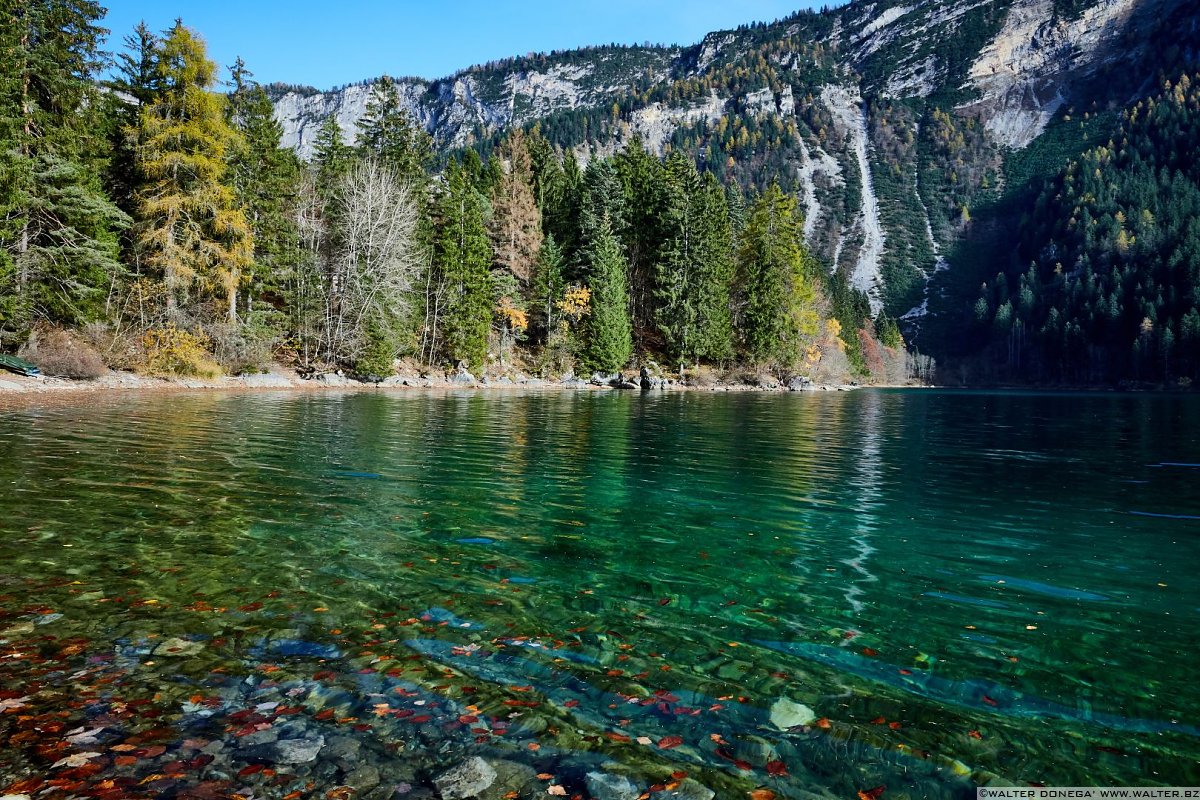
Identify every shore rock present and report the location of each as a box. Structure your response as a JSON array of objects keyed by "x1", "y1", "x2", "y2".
[
  {"x1": 241, "y1": 373, "x2": 295, "y2": 388},
  {"x1": 450, "y1": 369, "x2": 477, "y2": 386},
  {"x1": 786, "y1": 376, "x2": 811, "y2": 392}
]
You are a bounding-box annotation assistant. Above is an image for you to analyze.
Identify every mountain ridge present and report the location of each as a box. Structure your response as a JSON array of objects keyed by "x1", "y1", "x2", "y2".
[{"x1": 269, "y1": 0, "x2": 1197, "y2": 360}]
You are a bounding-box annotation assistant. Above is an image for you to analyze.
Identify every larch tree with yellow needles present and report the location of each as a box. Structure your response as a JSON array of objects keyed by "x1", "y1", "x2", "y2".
[{"x1": 132, "y1": 21, "x2": 250, "y2": 322}]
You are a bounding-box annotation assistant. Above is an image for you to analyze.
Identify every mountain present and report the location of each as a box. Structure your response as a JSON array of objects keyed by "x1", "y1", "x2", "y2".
[{"x1": 269, "y1": 0, "x2": 1199, "y2": 379}]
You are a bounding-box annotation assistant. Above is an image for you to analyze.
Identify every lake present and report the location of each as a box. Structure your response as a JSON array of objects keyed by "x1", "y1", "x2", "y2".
[{"x1": 0, "y1": 389, "x2": 1197, "y2": 799}]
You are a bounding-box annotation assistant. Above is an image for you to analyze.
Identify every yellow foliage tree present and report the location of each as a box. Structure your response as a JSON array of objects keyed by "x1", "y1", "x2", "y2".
[{"x1": 133, "y1": 22, "x2": 251, "y2": 321}]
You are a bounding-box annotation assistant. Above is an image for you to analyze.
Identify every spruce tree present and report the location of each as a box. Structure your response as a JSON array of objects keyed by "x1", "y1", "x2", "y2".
[
  {"x1": 655, "y1": 151, "x2": 703, "y2": 361},
  {"x1": 0, "y1": 0, "x2": 130, "y2": 331},
  {"x1": 580, "y1": 214, "x2": 632, "y2": 373},
  {"x1": 693, "y1": 173, "x2": 736, "y2": 363},
  {"x1": 356, "y1": 75, "x2": 432, "y2": 189},
  {"x1": 133, "y1": 21, "x2": 251, "y2": 321},
  {"x1": 531, "y1": 233, "x2": 564, "y2": 338},
  {"x1": 614, "y1": 137, "x2": 664, "y2": 335},
  {"x1": 313, "y1": 115, "x2": 353, "y2": 196},
  {"x1": 226, "y1": 59, "x2": 302, "y2": 313},
  {"x1": 737, "y1": 183, "x2": 820, "y2": 367},
  {"x1": 434, "y1": 159, "x2": 492, "y2": 371}
]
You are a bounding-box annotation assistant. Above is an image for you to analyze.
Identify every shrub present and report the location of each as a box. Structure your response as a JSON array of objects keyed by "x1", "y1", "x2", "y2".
[
  {"x1": 19, "y1": 327, "x2": 106, "y2": 379},
  {"x1": 208, "y1": 316, "x2": 278, "y2": 375},
  {"x1": 142, "y1": 324, "x2": 222, "y2": 379}
]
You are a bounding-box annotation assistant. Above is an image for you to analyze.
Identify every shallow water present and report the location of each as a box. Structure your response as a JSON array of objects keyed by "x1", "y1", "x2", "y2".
[{"x1": 0, "y1": 389, "x2": 1197, "y2": 798}]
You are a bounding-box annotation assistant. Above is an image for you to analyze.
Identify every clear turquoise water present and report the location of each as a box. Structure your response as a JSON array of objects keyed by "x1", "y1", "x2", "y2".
[{"x1": 0, "y1": 389, "x2": 1197, "y2": 799}]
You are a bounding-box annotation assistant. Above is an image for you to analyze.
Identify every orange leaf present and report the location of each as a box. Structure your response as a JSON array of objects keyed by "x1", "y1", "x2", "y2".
[
  {"x1": 657, "y1": 736, "x2": 683, "y2": 749},
  {"x1": 750, "y1": 790, "x2": 777, "y2": 800},
  {"x1": 766, "y1": 760, "x2": 788, "y2": 777},
  {"x1": 815, "y1": 718, "x2": 832, "y2": 729}
]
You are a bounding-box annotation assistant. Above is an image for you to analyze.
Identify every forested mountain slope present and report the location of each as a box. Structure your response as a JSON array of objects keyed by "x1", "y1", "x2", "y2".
[{"x1": 271, "y1": 0, "x2": 1199, "y2": 370}]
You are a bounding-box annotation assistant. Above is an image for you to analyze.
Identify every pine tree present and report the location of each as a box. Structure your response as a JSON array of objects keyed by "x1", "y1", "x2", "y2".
[
  {"x1": 0, "y1": 0, "x2": 130, "y2": 331},
  {"x1": 737, "y1": 183, "x2": 820, "y2": 367},
  {"x1": 489, "y1": 130, "x2": 542, "y2": 285},
  {"x1": 434, "y1": 159, "x2": 493, "y2": 371},
  {"x1": 580, "y1": 214, "x2": 632, "y2": 373},
  {"x1": 225, "y1": 58, "x2": 302, "y2": 313},
  {"x1": 133, "y1": 21, "x2": 251, "y2": 321}
]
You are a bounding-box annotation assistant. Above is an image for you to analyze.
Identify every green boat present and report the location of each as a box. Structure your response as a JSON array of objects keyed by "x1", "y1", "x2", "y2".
[{"x1": 0, "y1": 354, "x2": 40, "y2": 377}]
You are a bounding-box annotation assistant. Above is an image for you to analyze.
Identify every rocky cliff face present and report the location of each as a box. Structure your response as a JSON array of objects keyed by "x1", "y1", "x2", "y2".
[{"x1": 271, "y1": 0, "x2": 1195, "y2": 324}]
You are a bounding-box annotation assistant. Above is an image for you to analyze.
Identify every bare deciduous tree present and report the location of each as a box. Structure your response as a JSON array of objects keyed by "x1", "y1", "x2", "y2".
[{"x1": 323, "y1": 160, "x2": 422, "y2": 364}]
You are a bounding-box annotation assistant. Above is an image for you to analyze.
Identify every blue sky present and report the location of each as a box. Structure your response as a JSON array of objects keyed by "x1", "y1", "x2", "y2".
[{"x1": 100, "y1": 1, "x2": 825, "y2": 89}]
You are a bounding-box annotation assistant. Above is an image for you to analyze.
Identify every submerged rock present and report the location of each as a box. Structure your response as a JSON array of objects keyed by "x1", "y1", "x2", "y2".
[
  {"x1": 434, "y1": 757, "x2": 497, "y2": 800},
  {"x1": 152, "y1": 637, "x2": 205, "y2": 657},
  {"x1": 769, "y1": 697, "x2": 817, "y2": 730},
  {"x1": 487, "y1": 759, "x2": 539, "y2": 798},
  {"x1": 586, "y1": 771, "x2": 641, "y2": 800},
  {"x1": 663, "y1": 779, "x2": 716, "y2": 800},
  {"x1": 272, "y1": 735, "x2": 324, "y2": 764}
]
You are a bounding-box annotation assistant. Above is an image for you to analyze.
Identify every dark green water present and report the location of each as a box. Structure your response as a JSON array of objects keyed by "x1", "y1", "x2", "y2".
[{"x1": 0, "y1": 389, "x2": 1197, "y2": 799}]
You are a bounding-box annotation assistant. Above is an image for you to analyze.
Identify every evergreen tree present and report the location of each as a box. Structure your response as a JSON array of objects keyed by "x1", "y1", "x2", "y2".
[
  {"x1": 107, "y1": 21, "x2": 160, "y2": 222},
  {"x1": 580, "y1": 214, "x2": 632, "y2": 373},
  {"x1": 655, "y1": 151, "x2": 703, "y2": 361},
  {"x1": 614, "y1": 136, "x2": 664, "y2": 335},
  {"x1": 434, "y1": 159, "x2": 492, "y2": 371},
  {"x1": 653, "y1": 154, "x2": 735, "y2": 364},
  {"x1": 356, "y1": 76, "x2": 432, "y2": 188},
  {"x1": 0, "y1": 0, "x2": 130, "y2": 331},
  {"x1": 313, "y1": 115, "x2": 353, "y2": 196},
  {"x1": 693, "y1": 173, "x2": 736, "y2": 362},
  {"x1": 526, "y1": 128, "x2": 576, "y2": 258},
  {"x1": 737, "y1": 183, "x2": 820, "y2": 367},
  {"x1": 530, "y1": 233, "x2": 565, "y2": 338},
  {"x1": 132, "y1": 21, "x2": 251, "y2": 321},
  {"x1": 225, "y1": 58, "x2": 302, "y2": 313}
]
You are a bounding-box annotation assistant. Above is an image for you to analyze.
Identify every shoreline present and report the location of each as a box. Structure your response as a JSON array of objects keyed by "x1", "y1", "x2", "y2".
[{"x1": 0, "y1": 366, "x2": 873, "y2": 402}]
